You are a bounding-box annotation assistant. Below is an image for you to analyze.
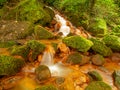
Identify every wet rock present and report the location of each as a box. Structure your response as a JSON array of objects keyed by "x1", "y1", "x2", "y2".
[
  {"x1": 103, "y1": 35, "x2": 120, "y2": 51},
  {"x1": 27, "y1": 40, "x2": 46, "y2": 61},
  {"x1": 35, "y1": 84, "x2": 57, "y2": 90},
  {"x1": 0, "y1": 55, "x2": 25, "y2": 76},
  {"x1": 85, "y1": 81, "x2": 112, "y2": 90},
  {"x1": 88, "y1": 18, "x2": 107, "y2": 36},
  {"x1": 66, "y1": 52, "x2": 90, "y2": 65},
  {"x1": 0, "y1": 21, "x2": 33, "y2": 41},
  {"x1": 88, "y1": 71, "x2": 103, "y2": 81},
  {"x1": 63, "y1": 36, "x2": 93, "y2": 52},
  {"x1": 112, "y1": 70, "x2": 120, "y2": 89},
  {"x1": 111, "y1": 53, "x2": 120, "y2": 62},
  {"x1": 55, "y1": 77, "x2": 65, "y2": 85},
  {"x1": 35, "y1": 65, "x2": 51, "y2": 81},
  {"x1": 91, "y1": 54, "x2": 105, "y2": 66},
  {"x1": 10, "y1": 45, "x2": 30, "y2": 60},
  {"x1": 34, "y1": 25, "x2": 54, "y2": 39},
  {"x1": 90, "y1": 38, "x2": 112, "y2": 57}
]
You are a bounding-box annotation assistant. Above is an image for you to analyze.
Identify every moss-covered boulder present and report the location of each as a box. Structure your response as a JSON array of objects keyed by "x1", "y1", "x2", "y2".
[
  {"x1": 1, "y1": 0, "x2": 54, "y2": 25},
  {"x1": 27, "y1": 40, "x2": 46, "y2": 61},
  {"x1": 85, "y1": 81, "x2": 112, "y2": 90},
  {"x1": 103, "y1": 35, "x2": 120, "y2": 51},
  {"x1": 66, "y1": 52, "x2": 90, "y2": 65},
  {"x1": 112, "y1": 70, "x2": 120, "y2": 89},
  {"x1": 63, "y1": 36, "x2": 93, "y2": 52},
  {"x1": 35, "y1": 84, "x2": 58, "y2": 90},
  {"x1": 0, "y1": 21, "x2": 33, "y2": 41},
  {"x1": 88, "y1": 71, "x2": 103, "y2": 81},
  {"x1": 90, "y1": 38, "x2": 112, "y2": 57},
  {"x1": 10, "y1": 45, "x2": 30, "y2": 60},
  {"x1": 34, "y1": 25, "x2": 54, "y2": 39},
  {"x1": 0, "y1": 55, "x2": 25, "y2": 76},
  {"x1": 88, "y1": 18, "x2": 107, "y2": 36},
  {"x1": 0, "y1": 41, "x2": 18, "y2": 48},
  {"x1": 91, "y1": 54, "x2": 105, "y2": 66},
  {"x1": 35, "y1": 65, "x2": 51, "y2": 81}
]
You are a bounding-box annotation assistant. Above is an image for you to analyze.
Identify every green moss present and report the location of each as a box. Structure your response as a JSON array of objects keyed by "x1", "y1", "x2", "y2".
[
  {"x1": 88, "y1": 71, "x2": 103, "y2": 81},
  {"x1": 35, "y1": 84, "x2": 57, "y2": 90},
  {"x1": 0, "y1": 41, "x2": 17, "y2": 48},
  {"x1": 63, "y1": 36, "x2": 93, "y2": 52},
  {"x1": 51, "y1": 42, "x2": 58, "y2": 51},
  {"x1": 90, "y1": 38, "x2": 112, "y2": 57},
  {"x1": 10, "y1": 45, "x2": 30, "y2": 59},
  {"x1": 27, "y1": 40, "x2": 46, "y2": 61},
  {"x1": 1, "y1": 0, "x2": 53, "y2": 25},
  {"x1": 91, "y1": 54, "x2": 105, "y2": 66},
  {"x1": 0, "y1": 55, "x2": 25, "y2": 76},
  {"x1": 112, "y1": 70, "x2": 120, "y2": 89},
  {"x1": 66, "y1": 52, "x2": 82, "y2": 65},
  {"x1": 35, "y1": 65, "x2": 51, "y2": 81},
  {"x1": 34, "y1": 25, "x2": 54, "y2": 39},
  {"x1": 88, "y1": 18, "x2": 107, "y2": 36},
  {"x1": 113, "y1": 25, "x2": 120, "y2": 33},
  {"x1": 85, "y1": 81, "x2": 112, "y2": 90},
  {"x1": 103, "y1": 35, "x2": 120, "y2": 51}
]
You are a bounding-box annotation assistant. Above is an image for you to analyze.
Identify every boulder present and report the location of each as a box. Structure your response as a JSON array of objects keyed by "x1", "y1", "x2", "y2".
[
  {"x1": 34, "y1": 25, "x2": 54, "y2": 39},
  {"x1": 35, "y1": 65, "x2": 51, "y2": 81},
  {"x1": 66, "y1": 52, "x2": 90, "y2": 65},
  {"x1": 112, "y1": 70, "x2": 120, "y2": 89},
  {"x1": 63, "y1": 36, "x2": 93, "y2": 52},
  {"x1": 0, "y1": 55, "x2": 25, "y2": 76},
  {"x1": 103, "y1": 35, "x2": 120, "y2": 51},
  {"x1": 88, "y1": 71, "x2": 103, "y2": 81},
  {"x1": 90, "y1": 38, "x2": 112, "y2": 57},
  {"x1": 88, "y1": 18, "x2": 107, "y2": 36},
  {"x1": 85, "y1": 81, "x2": 112, "y2": 90},
  {"x1": 91, "y1": 54, "x2": 105, "y2": 66}
]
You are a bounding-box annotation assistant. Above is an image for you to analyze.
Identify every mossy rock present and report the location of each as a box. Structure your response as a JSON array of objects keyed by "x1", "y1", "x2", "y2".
[
  {"x1": 66, "y1": 52, "x2": 90, "y2": 65},
  {"x1": 1, "y1": 0, "x2": 53, "y2": 25},
  {"x1": 112, "y1": 70, "x2": 120, "y2": 89},
  {"x1": 35, "y1": 84, "x2": 58, "y2": 90},
  {"x1": 90, "y1": 38, "x2": 112, "y2": 57},
  {"x1": 88, "y1": 71, "x2": 103, "y2": 81},
  {"x1": 10, "y1": 45, "x2": 30, "y2": 59},
  {"x1": 103, "y1": 35, "x2": 120, "y2": 51},
  {"x1": 63, "y1": 36, "x2": 93, "y2": 52},
  {"x1": 27, "y1": 40, "x2": 46, "y2": 61},
  {"x1": 35, "y1": 65, "x2": 51, "y2": 81},
  {"x1": 88, "y1": 18, "x2": 107, "y2": 36},
  {"x1": 0, "y1": 41, "x2": 18, "y2": 48},
  {"x1": 85, "y1": 81, "x2": 112, "y2": 90},
  {"x1": 0, "y1": 55, "x2": 25, "y2": 76},
  {"x1": 91, "y1": 54, "x2": 105, "y2": 66},
  {"x1": 34, "y1": 25, "x2": 54, "y2": 39}
]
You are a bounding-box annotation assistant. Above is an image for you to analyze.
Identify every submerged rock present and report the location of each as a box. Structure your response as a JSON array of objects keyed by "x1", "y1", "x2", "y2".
[
  {"x1": 35, "y1": 65, "x2": 51, "y2": 81},
  {"x1": 103, "y1": 35, "x2": 120, "y2": 51},
  {"x1": 0, "y1": 55, "x2": 25, "y2": 76},
  {"x1": 90, "y1": 38, "x2": 112, "y2": 57},
  {"x1": 63, "y1": 36, "x2": 93, "y2": 52},
  {"x1": 35, "y1": 84, "x2": 57, "y2": 90},
  {"x1": 112, "y1": 70, "x2": 120, "y2": 90},
  {"x1": 66, "y1": 52, "x2": 90, "y2": 65},
  {"x1": 88, "y1": 18, "x2": 107, "y2": 36},
  {"x1": 85, "y1": 81, "x2": 112, "y2": 90},
  {"x1": 34, "y1": 25, "x2": 54, "y2": 39},
  {"x1": 88, "y1": 71, "x2": 103, "y2": 81},
  {"x1": 91, "y1": 54, "x2": 105, "y2": 66}
]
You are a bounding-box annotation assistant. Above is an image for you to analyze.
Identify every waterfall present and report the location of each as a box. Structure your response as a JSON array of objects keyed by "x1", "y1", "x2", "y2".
[{"x1": 40, "y1": 45, "x2": 55, "y2": 66}]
